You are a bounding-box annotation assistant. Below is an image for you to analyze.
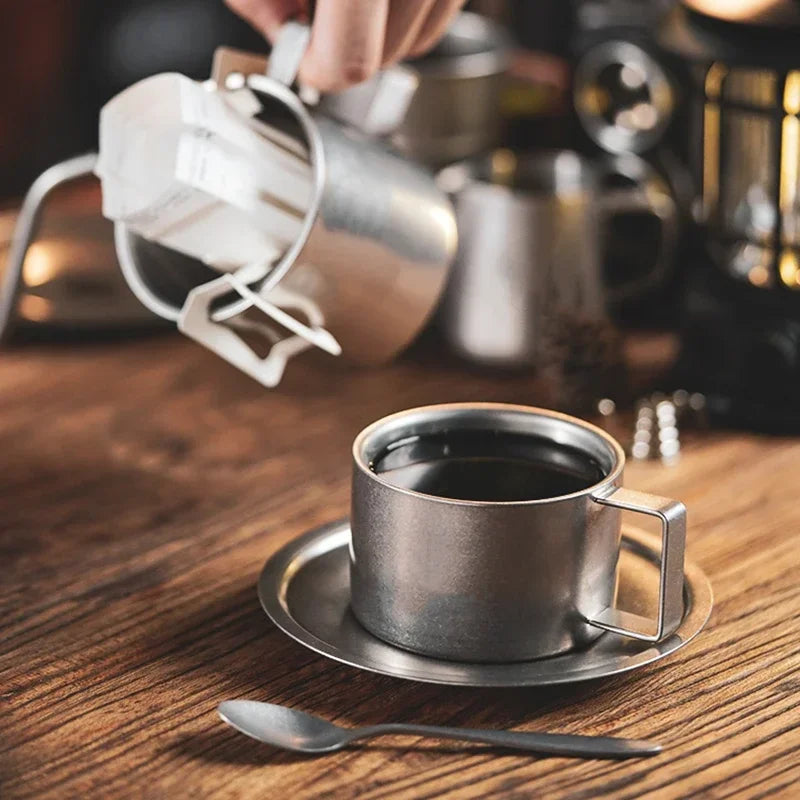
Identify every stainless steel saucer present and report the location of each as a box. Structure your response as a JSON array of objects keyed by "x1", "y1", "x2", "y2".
[{"x1": 258, "y1": 520, "x2": 712, "y2": 687}]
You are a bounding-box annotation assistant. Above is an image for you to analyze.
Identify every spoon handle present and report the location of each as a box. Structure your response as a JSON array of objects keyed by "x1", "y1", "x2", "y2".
[{"x1": 352, "y1": 724, "x2": 661, "y2": 759}]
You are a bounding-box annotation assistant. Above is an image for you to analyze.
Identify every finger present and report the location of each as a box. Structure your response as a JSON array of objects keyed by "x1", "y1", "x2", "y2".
[
  {"x1": 225, "y1": 0, "x2": 303, "y2": 40},
  {"x1": 382, "y1": 0, "x2": 437, "y2": 65},
  {"x1": 300, "y1": 0, "x2": 390, "y2": 92},
  {"x1": 408, "y1": 0, "x2": 467, "y2": 58}
]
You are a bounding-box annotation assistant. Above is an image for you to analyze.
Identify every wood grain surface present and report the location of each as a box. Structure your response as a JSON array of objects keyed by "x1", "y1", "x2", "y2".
[{"x1": 1, "y1": 334, "x2": 798, "y2": 799}]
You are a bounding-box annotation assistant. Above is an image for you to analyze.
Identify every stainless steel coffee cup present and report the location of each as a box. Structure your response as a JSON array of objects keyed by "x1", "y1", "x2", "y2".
[{"x1": 350, "y1": 403, "x2": 686, "y2": 663}]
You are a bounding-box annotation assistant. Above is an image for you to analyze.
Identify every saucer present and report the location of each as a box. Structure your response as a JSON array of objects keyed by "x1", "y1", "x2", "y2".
[{"x1": 258, "y1": 520, "x2": 712, "y2": 687}]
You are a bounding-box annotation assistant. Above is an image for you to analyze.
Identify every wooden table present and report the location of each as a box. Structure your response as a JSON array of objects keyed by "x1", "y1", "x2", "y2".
[{"x1": 1, "y1": 334, "x2": 798, "y2": 799}]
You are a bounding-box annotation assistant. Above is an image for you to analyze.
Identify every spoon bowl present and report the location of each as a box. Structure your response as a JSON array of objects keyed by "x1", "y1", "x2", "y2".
[{"x1": 219, "y1": 700, "x2": 353, "y2": 753}]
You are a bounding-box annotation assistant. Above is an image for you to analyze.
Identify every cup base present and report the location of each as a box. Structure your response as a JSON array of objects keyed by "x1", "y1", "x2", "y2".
[
  {"x1": 350, "y1": 610, "x2": 605, "y2": 664},
  {"x1": 258, "y1": 520, "x2": 710, "y2": 687}
]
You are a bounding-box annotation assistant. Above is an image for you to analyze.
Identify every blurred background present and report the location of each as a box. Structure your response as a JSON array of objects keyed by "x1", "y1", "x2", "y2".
[
  {"x1": 3, "y1": 0, "x2": 800, "y2": 433},
  {"x1": 0, "y1": 0, "x2": 576, "y2": 196}
]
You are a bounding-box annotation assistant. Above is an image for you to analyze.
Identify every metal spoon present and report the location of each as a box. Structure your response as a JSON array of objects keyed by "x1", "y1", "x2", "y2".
[{"x1": 218, "y1": 700, "x2": 661, "y2": 759}]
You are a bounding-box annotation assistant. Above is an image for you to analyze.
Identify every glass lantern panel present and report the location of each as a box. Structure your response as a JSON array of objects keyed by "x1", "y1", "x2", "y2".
[
  {"x1": 722, "y1": 69, "x2": 777, "y2": 109},
  {"x1": 720, "y1": 108, "x2": 777, "y2": 245},
  {"x1": 780, "y1": 115, "x2": 800, "y2": 246}
]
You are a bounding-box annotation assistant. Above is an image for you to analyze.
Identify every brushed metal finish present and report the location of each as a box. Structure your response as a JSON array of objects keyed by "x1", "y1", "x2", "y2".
[
  {"x1": 116, "y1": 34, "x2": 457, "y2": 370},
  {"x1": 257, "y1": 520, "x2": 712, "y2": 687},
  {"x1": 218, "y1": 700, "x2": 662, "y2": 758},
  {"x1": 350, "y1": 404, "x2": 685, "y2": 662},
  {"x1": 436, "y1": 150, "x2": 676, "y2": 368},
  {"x1": 266, "y1": 110, "x2": 456, "y2": 364}
]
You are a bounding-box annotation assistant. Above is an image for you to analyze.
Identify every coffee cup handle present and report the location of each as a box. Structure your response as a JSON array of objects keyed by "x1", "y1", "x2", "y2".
[{"x1": 588, "y1": 487, "x2": 686, "y2": 642}]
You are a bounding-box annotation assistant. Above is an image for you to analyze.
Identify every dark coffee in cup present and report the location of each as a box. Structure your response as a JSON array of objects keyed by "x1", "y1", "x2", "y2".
[{"x1": 371, "y1": 430, "x2": 605, "y2": 502}]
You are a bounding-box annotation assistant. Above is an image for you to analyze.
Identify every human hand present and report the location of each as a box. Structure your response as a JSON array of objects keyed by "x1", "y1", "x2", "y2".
[{"x1": 225, "y1": 0, "x2": 467, "y2": 92}]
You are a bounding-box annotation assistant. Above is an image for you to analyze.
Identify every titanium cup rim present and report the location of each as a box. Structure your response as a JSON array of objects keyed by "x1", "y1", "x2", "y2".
[{"x1": 352, "y1": 402, "x2": 626, "y2": 507}]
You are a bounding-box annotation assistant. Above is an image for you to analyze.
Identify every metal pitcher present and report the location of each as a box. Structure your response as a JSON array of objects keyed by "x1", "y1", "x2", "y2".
[
  {"x1": 113, "y1": 23, "x2": 457, "y2": 387},
  {"x1": 436, "y1": 149, "x2": 677, "y2": 369}
]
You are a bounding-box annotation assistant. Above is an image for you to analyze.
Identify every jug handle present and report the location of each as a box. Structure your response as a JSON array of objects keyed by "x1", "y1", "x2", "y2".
[{"x1": 588, "y1": 487, "x2": 686, "y2": 642}]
